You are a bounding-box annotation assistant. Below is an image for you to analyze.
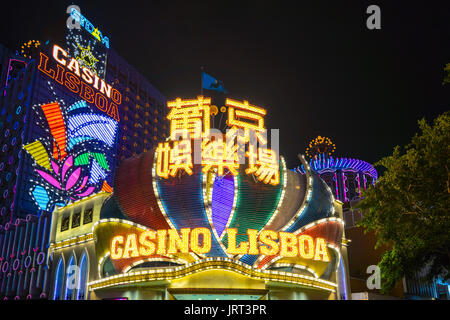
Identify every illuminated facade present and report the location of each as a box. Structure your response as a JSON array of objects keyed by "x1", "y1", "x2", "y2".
[
  {"x1": 104, "y1": 49, "x2": 167, "y2": 160},
  {"x1": 0, "y1": 38, "x2": 167, "y2": 222},
  {"x1": 294, "y1": 136, "x2": 377, "y2": 203},
  {"x1": 45, "y1": 97, "x2": 351, "y2": 300},
  {"x1": 0, "y1": 43, "x2": 34, "y2": 225}
]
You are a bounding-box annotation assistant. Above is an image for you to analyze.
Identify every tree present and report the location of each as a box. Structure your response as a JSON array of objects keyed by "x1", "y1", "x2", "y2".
[
  {"x1": 444, "y1": 63, "x2": 450, "y2": 85},
  {"x1": 356, "y1": 111, "x2": 450, "y2": 294}
]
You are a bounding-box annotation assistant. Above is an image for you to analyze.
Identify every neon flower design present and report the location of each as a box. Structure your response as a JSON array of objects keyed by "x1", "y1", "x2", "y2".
[
  {"x1": 35, "y1": 155, "x2": 95, "y2": 199},
  {"x1": 24, "y1": 100, "x2": 118, "y2": 211}
]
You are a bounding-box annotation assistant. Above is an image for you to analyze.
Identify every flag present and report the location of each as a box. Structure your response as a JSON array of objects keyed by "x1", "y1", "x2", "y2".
[{"x1": 202, "y1": 72, "x2": 227, "y2": 93}]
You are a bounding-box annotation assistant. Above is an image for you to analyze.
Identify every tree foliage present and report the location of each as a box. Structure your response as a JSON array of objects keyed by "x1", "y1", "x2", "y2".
[
  {"x1": 356, "y1": 111, "x2": 450, "y2": 294},
  {"x1": 444, "y1": 63, "x2": 450, "y2": 85}
]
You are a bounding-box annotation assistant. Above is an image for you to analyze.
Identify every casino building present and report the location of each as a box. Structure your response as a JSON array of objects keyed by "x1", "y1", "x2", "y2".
[
  {"x1": 0, "y1": 7, "x2": 167, "y2": 299},
  {"x1": 41, "y1": 94, "x2": 351, "y2": 300},
  {"x1": 47, "y1": 151, "x2": 350, "y2": 300},
  {"x1": 3, "y1": 5, "x2": 445, "y2": 301}
]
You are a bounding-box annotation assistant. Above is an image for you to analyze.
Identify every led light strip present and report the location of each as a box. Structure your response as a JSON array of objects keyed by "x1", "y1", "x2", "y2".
[
  {"x1": 151, "y1": 150, "x2": 177, "y2": 230},
  {"x1": 282, "y1": 154, "x2": 313, "y2": 231},
  {"x1": 50, "y1": 233, "x2": 94, "y2": 251},
  {"x1": 292, "y1": 217, "x2": 344, "y2": 236},
  {"x1": 91, "y1": 218, "x2": 156, "y2": 234},
  {"x1": 88, "y1": 258, "x2": 336, "y2": 293},
  {"x1": 263, "y1": 156, "x2": 287, "y2": 228},
  {"x1": 269, "y1": 263, "x2": 319, "y2": 279},
  {"x1": 253, "y1": 217, "x2": 344, "y2": 269},
  {"x1": 98, "y1": 252, "x2": 110, "y2": 278},
  {"x1": 234, "y1": 157, "x2": 287, "y2": 261},
  {"x1": 122, "y1": 256, "x2": 189, "y2": 274}
]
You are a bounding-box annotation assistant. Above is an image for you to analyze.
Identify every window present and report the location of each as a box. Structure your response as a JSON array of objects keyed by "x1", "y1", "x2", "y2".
[
  {"x1": 83, "y1": 207, "x2": 93, "y2": 225},
  {"x1": 65, "y1": 255, "x2": 76, "y2": 300},
  {"x1": 53, "y1": 258, "x2": 64, "y2": 300},
  {"x1": 61, "y1": 213, "x2": 70, "y2": 232},
  {"x1": 77, "y1": 253, "x2": 88, "y2": 300},
  {"x1": 72, "y1": 211, "x2": 81, "y2": 228}
]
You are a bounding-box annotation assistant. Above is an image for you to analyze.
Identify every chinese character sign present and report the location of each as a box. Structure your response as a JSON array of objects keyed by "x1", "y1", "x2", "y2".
[{"x1": 156, "y1": 96, "x2": 279, "y2": 185}]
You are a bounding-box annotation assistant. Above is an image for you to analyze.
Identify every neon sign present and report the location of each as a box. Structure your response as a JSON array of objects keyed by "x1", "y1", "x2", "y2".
[
  {"x1": 69, "y1": 7, "x2": 110, "y2": 49},
  {"x1": 155, "y1": 96, "x2": 280, "y2": 185},
  {"x1": 110, "y1": 228, "x2": 330, "y2": 262},
  {"x1": 23, "y1": 100, "x2": 118, "y2": 211},
  {"x1": 37, "y1": 45, "x2": 121, "y2": 121}
]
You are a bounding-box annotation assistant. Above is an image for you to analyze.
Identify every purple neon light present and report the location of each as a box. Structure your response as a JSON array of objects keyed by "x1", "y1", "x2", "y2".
[
  {"x1": 211, "y1": 174, "x2": 235, "y2": 238},
  {"x1": 294, "y1": 155, "x2": 378, "y2": 180},
  {"x1": 334, "y1": 172, "x2": 339, "y2": 200},
  {"x1": 357, "y1": 174, "x2": 362, "y2": 197},
  {"x1": 342, "y1": 172, "x2": 348, "y2": 202}
]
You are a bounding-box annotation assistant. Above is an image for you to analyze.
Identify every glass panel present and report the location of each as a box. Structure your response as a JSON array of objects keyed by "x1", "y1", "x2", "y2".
[
  {"x1": 77, "y1": 254, "x2": 88, "y2": 300},
  {"x1": 72, "y1": 211, "x2": 81, "y2": 228},
  {"x1": 61, "y1": 214, "x2": 70, "y2": 232},
  {"x1": 83, "y1": 207, "x2": 93, "y2": 225},
  {"x1": 53, "y1": 259, "x2": 64, "y2": 300}
]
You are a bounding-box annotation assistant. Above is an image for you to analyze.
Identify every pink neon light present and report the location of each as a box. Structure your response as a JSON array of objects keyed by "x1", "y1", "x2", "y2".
[
  {"x1": 76, "y1": 186, "x2": 95, "y2": 197},
  {"x1": 65, "y1": 167, "x2": 81, "y2": 190},
  {"x1": 357, "y1": 174, "x2": 361, "y2": 197},
  {"x1": 61, "y1": 155, "x2": 73, "y2": 181},
  {"x1": 334, "y1": 172, "x2": 339, "y2": 200},
  {"x1": 36, "y1": 169, "x2": 61, "y2": 189},
  {"x1": 51, "y1": 160, "x2": 60, "y2": 175},
  {"x1": 342, "y1": 172, "x2": 348, "y2": 202},
  {"x1": 75, "y1": 176, "x2": 88, "y2": 192}
]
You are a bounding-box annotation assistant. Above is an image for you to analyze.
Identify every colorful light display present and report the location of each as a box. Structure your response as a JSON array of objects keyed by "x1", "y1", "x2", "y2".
[
  {"x1": 90, "y1": 98, "x2": 343, "y2": 289},
  {"x1": 23, "y1": 100, "x2": 118, "y2": 211},
  {"x1": 66, "y1": 27, "x2": 107, "y2": 79},
  {"x1": 305, "y1": 135, "x2": 336, "y2": 159},
  {"x1": 20, "y1": 40, "x2": 41, "y2": 59},
  {"x1": 109, "y1": 227, "x2": 330, "y2": 261},
  {"x1": 295, "y1": 137, "x2": 377, "y2": 202},
  {"x1": 68, "y1": 7, "x2": 110, "y2": 49}
]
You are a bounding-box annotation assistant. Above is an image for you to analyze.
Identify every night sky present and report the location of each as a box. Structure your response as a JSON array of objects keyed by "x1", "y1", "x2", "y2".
[{"x1": 1, "y1": 0, "x2": 449, "y2": 169}]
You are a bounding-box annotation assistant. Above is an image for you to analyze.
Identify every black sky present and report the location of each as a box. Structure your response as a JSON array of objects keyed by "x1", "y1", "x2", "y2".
[{"x1": 1, "y1": 0, "x2": 449, "y2": 169}]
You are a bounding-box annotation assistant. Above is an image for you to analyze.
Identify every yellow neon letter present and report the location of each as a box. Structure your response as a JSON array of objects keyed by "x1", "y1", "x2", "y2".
[
  {"x1": 259, "y1": 230, "x2": 279, "y2": 256},
  {"x1": 122, "y1": 233, "x2": 140, "y2": 258},
  {"x1": 139, "y1": 230, "x2": 157, "y2": 256},
  {"x1": 279, "y1": 232, "x2": 298, "y2": 257},
  {"x1": 314, "y1": 237, "x2": 330, "y2": 262},
  {"x1": 226, "y1": 228, "x2": 248, "y2": 255},
  {"x1": 298, "y1": 235, "x2": 315, "y2": 259},
  {"x1": 190, "y1": 228, "x2": 211, "y2": 254},
  {"x1": 110, "y1": 235, "x2": 124, "y2": 260},
  {"x1": 156, "y1": 229, "x2": 168, "y2": 255},
  {"x1": 168, "y1": 228, "x2": 190, "y2": 254},
  {"x1": 247, "y1": 229, "x2": 259, "y2": 255}
]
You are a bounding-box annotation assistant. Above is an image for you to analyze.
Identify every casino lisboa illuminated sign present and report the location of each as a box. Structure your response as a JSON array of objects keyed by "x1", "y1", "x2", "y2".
[
  {"x1": 38, "y1": 44, "x2": 121, "y2": 121},
  {"x1": 89, "y1": 95, "x2": 344, "y2": 280}
]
